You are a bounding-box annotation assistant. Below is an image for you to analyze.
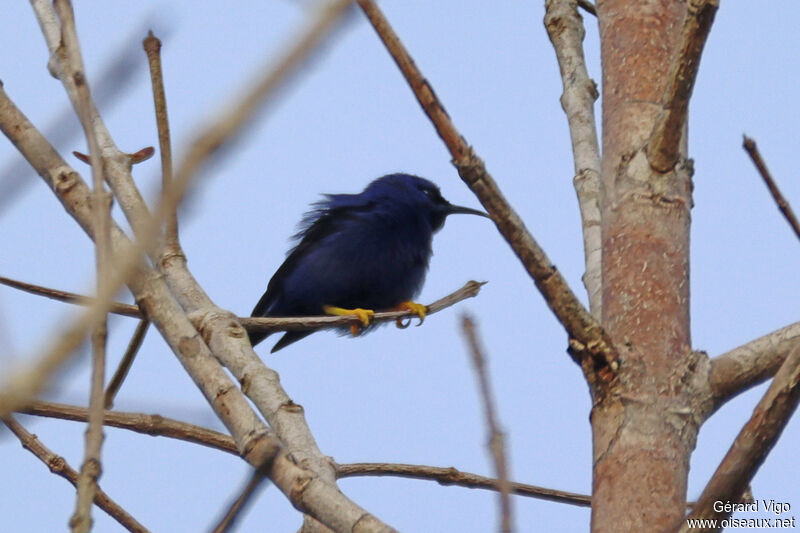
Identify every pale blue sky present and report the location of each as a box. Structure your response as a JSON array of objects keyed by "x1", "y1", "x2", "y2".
[{"x1": 1, "y1": 2, "x2": 799, "y2": 531}]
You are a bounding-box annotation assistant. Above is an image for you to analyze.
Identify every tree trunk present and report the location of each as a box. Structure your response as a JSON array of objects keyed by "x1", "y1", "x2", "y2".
[{"x1": 592, "y1": 1, "x2": 701, "y2": 530}]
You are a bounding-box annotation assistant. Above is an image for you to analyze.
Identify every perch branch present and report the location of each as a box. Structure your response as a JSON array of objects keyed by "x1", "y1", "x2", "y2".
[
  {"x1": 544, "y1": 0, "x2": 603, "y2": 318},
  {"x1": 709, "y1": 320, "x2": 800, "y2": 411},
  {"x1": 648, "y1": 0, "x2": 719, "y2": 172},
  {"x1": 462, "y1": 316, "x2": 513, "y2": 533},
  {"x1": 241, "y1": 280, "x2": 485, "y2": 334},
  {"x1": 356, "y1": 0, "x2": 618, "y2": 380},
  {"x1": 2, "y1": 416, "x2": 149, "y2": 533},
  {"x1": 743, "y1": 135, "x2": 800, "y2": 242},
  {"x1": 0, "y1": 274, "x2": 480, "y2": 334},
  {"x1": 681, "y1": 345, "x2": 800, "y2": 531}
]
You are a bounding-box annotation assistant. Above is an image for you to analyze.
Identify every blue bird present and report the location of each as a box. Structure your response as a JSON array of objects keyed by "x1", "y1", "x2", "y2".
[{"x1": 250, "y1": 173, "x2": 489, "y2": 352}]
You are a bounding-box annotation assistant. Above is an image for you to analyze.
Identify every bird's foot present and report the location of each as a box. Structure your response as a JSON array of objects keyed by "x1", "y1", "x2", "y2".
[
  {"x1": 323, "y1": 305, "x2": 375, "y2": 336},
  {"x1": 394, "y1": 301, "x2": 427, "y2": 329}
]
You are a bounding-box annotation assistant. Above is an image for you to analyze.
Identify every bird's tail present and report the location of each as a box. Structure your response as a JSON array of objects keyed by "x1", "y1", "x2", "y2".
[
  {"x1": 248, "y1": 329, "x2": 314, "y2": 353},
  {"x1": 247, "y1": 329, "x2": 271, "y2": 348}
]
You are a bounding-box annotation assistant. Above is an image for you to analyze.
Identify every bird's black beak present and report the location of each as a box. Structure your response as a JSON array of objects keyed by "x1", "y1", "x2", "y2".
[{"x1": 445, "y1": 203, "x2": 491, "y2": 219}]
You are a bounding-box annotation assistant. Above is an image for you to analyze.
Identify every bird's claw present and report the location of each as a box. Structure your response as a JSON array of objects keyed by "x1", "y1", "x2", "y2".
[
  {"x1": 394, "y1": 301, "x2": 427, "y2": 329},
  {"x1": 323, "y1": 305, "x2": 375, "y2": 336}
]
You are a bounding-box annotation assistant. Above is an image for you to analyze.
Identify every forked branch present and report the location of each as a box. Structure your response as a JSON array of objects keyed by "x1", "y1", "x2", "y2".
[
  {"x1": 3, "y1": 416, "x2": 148, "y2": 533},
  {"x1": 743, "y1": 135, "x2": 800, "y2": 242},
  {"x1": 681, "y1": 346, "x2": 800, "y2": 531}
]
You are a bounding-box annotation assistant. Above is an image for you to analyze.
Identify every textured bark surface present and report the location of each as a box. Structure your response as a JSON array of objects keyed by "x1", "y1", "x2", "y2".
[{"x1": 593, "y1": 1, "x2": 704, "y2": 531}]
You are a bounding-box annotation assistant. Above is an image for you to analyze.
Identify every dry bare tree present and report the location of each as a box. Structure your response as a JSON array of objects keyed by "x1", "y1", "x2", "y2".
[{"x1": 1, "y1": 1, "x2": 798, "y2": 532}]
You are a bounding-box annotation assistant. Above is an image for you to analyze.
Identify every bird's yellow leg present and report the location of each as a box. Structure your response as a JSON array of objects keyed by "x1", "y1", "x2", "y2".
[
  {"x1": 323, "y1": 305, "x2": 375, "y2": 336},
  {"x1": 394, "y1": 301, "x2": 427, "y2": 328}
]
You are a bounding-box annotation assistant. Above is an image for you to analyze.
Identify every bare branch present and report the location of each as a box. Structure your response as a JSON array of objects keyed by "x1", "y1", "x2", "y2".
[
  {"x1": 462, "y1": 316, "x2": 513, "y2": 533},
  {"x1": 143, "y1": 31, "x2": 180, "y2": 259},
  {"x1": 648, "y1": 0, "x2": 719, "y2": 172},
  {"x1": 681, "y1": 346, "x2": 800, "y2": 531},
  {"x1": 49, "y1": 1, "x2": 112, "y2": 528},
  {"x1": 3, "y1": 416, "x2": 149, "y2": 533},
  {"x1": 241, "y1": 280, "x2": 485, "y2": 334},
  {"x1": 211, "y1": 463, "x2": 272, "y2": 533},
  {"x1": 356, "y1": 0, "x2": 618, "y2": 381},
  {"x1": 709, "y1": 321, "x2": 800, "y2": 411},
  {"x1": 743, "y1": 135, "x2": 800, "y2": 242},
  {"x1": 0, "y1": 275, "x2": 141, "y2": 317},
  {"x1": 18, "y1": 400, "x2": 240, "y2": 455},
  {"x1": 544, "y1": 0, "x2": 603, "y2": 319},
  {"x1": 104, "y1": 319, "x2": 150, "y2": 409},
  {"x1": 338, "y1": 463, "x2": 590, "y2": 507},
  {"x1": 0, "y1": 274, "x2": 482, "y2": 335}
]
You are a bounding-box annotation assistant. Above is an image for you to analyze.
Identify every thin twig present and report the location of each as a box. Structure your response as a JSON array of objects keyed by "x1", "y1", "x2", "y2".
[
  {"x1": 356, "y1": 0, "x2": 618, "y2": 381},
  {"x1": 743, "y1": 135, "x2": 800, "y2": 242},
  {"x1": 680, "y1": 345, "x2": 800, "y2": 532},
  {"x1": 143, "y1": 30, "x2": 181, "y2": 259},
  {"x1": 211, "y1": 462, "x2": 273, "y2": 533},
  {"x1": 242, "y1": 280, "x2": 486, "y2": 334},
  {"x1": 0, "y1": 275, "x2": 141, "y2": 317},
  {"x1": 338, "y1": 463, "x2": 590, "y2": 507},
  {"x1": 648, "y1": 0, "x2": 719, "y2": 172},
  {"x1": 104, "y1": 319, "x2": 150, "y2": 409},
  {"x1": 461, "y1": 316, "x2": 513, "y2": 533},
  {"x1": 544, "y1": 0, "x2": 603, "y2": 319},
  {"x1": 51, "y1": 1, "x2": 110, "y2": 529},
  {"x1": 18, "y1": 400, "x2": 240, "y2": 454},
  {"x1": 2, "y1": 416, "x2": 149, "y2": 533}
]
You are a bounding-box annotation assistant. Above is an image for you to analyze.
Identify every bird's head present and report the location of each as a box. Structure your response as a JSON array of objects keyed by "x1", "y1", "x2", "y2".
[{"x1": 363, "y1": 173, "x2": 490, "y2": 231}]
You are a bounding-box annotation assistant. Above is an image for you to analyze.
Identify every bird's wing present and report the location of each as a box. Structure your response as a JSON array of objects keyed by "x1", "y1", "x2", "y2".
[{"x1": 250, "y1": 195, "x2": 375, "y2": 318}]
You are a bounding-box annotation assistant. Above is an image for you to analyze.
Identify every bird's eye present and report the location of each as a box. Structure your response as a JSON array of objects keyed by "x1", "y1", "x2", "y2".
[{"x1": 421, "y1": 187, "x2": 440, "y2": 201}]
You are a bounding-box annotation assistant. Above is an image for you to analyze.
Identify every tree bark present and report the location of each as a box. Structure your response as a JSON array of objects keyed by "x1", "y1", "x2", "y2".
[{"x1": 592, "y1": 1, "x2": 706, "y2": 531}]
